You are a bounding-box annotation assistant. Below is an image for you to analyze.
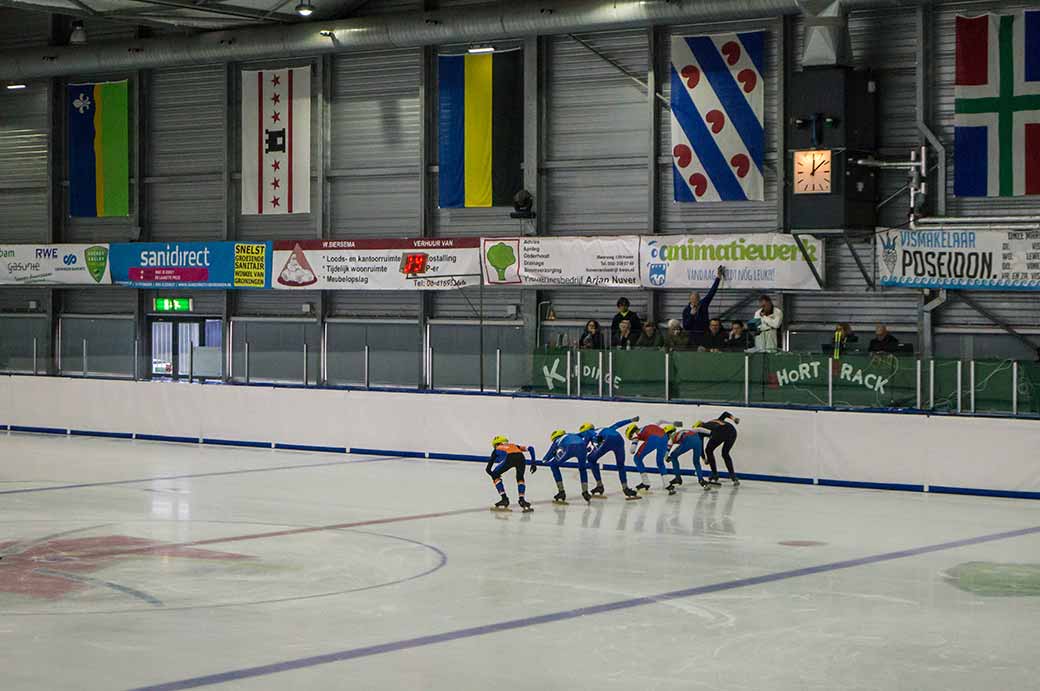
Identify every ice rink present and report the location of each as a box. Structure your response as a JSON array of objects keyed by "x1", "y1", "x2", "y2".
[{"x1": 2, "y1": 430, "x2": 1039, "y2": 691}]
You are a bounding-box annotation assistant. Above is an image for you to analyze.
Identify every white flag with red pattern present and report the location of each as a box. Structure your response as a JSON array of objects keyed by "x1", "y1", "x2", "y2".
[{"x1": 241, "y1": 66, "x2": 311, "y2": 215}]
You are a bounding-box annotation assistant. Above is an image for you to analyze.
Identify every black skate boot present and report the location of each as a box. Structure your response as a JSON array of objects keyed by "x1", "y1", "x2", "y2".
[
  {"x1": 731, "y1": 476, "x2": 741, "y2": 487},
  {"x1": 553, "y1": 491, "x2": 567, "y2": 505},
  {"x1": 491, "y1": 496, "x2": 510, "y2": 511},
  {"x1": 590, "y1": 484, "x2": 606, "y2": 498},
  {"x1": 518, "y1": 498, "x2": 534, "y2": 513},
  {"x1": 699, "y1": 478, "x2": 713, "y2": 490},
  {"x1": 667, "y1": 475, "x2": 683, "y2": 490},
  {"x1": 623, "y1": 487, "x2": 641, "y2": 500},
  {"x1": 635, "y1": 482, "x2": 651, "y2": 492},
  {"x1": 707, "y1": 474, "x2": 721, "y2": 486},
  {"x1": 581, "y1": 490, "x2": 592, "y2": 503}
]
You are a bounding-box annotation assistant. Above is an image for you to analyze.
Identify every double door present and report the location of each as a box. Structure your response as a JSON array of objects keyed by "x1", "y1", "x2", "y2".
[{"x1": 151, "y1": 318, "x2": 222, "y2": 379}]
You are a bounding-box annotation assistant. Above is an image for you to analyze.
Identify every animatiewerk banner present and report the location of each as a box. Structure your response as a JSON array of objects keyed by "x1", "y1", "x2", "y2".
[
  {"x1": 640, "y1": 234, "x2": 823, "y2": 290},
  {"x1": 272, "y1": 238, "x2": 481, "y2": 290},
  {"x1": 481, "y1": 236, "x2": 640, "y2": 287},
  {"x1": 109, "y1": 242, "x2": 270, "y2": 289},
  {"x1": 0, "y1": 244, "x2": 110, "y2": 285},
  {"x1": 877, "y1": 228, "x2": 1040, "y2": 290}
]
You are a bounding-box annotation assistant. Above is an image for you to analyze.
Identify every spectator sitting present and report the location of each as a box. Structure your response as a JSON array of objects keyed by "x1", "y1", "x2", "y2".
[
  {"x1": 868, "y1": 324, "x2": 900, "y2": 353},
  {"x1": 635, "y1": 322, "x2": 664, "y2": 349},
  {"x1": 831, "y1": 322, "x2": 859, "y2": 358},
  {"x1": 749, "y1": 295, "x2": 783, "y2": 352},
  {"x1": 613, "y1": 319, "x2": 636, "y2": 349},
  {"x1": 664, "y1": 319, "x2": 690, "y2": 351},
  {"x1": 579, "y1": 319, "x2": 603, "y2": 350},
  {"x1": 611, "y1": 297, "x2": 643, "y2": 336},
  {"x1": 698, "y1": 318, "x2": 727, "y2": 352},
  {"x1": 681, "y1": 265, "x2": 725, "y2": 344},
  {"x1": 724, "y1": 320, "x2": 752, "y2": 352}
]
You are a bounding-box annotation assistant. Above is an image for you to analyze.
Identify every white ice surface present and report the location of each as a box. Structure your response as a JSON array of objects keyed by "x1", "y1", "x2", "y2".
[{"x1": 1, "y1": 431, "x2": 1039, "y2": 690}]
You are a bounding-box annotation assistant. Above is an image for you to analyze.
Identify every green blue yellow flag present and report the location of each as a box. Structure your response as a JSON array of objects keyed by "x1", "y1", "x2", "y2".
[{"x1": 67, "y1": 81, "x2": 130, "y2": 217}]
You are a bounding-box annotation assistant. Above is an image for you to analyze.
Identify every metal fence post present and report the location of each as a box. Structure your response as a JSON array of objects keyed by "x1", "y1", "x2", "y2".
[
  {"x1": 576, "y1": 350, "x2": 583, "y2": 398},
  {"x1": 1013, "y1": 361, "x2": 1019, "y2": 416},
  {"x1": 608, "y1": 351, "x2": 614, "y2": 398},
  {"x1": 303, "y1": 343, "x2": 309, "y2": 387},
  {"x1": 133, "y1": 338, "x2": 139, "y2": 381},
  {"x1": 956, "y1": 360, "x2": 963, "y2": 413},
  {"x1": 429, "y1": 346, "x2": 435, "y2": 389},
  {"x1": 664, "y1": 352, "x2": 670, "y2": 401},
  {"x1": 188, "y1": 345, "x2": 194, "y2": 383},
  {"x1": 598, "y1": 351, "x2": 604, "y2": 398},
  {"x1": 915, "y1": 359, "x2": 922, "y2": 409},
  {"x1": 244, "y1": 341, "x2": 250, "y2": 384},
  {"x1": 566, "y1": 350, "x2": 572, "y2": 397},
  {"x1": 929, "y1": 359, "x2": 935, "y2": 409},
  {"x1": 32, "y1": 337, "x2": 38, "y2": 376},
  {"x1": 827, "y1": 358, "x2": 833, "y2": 407},
  {"x1": 82, "y1": 339, "x2": 87, "y2": 377},
  {"x1": 364, "y1": 345, "x2": 370, "y2": 388},
  {"x1": 969, "y1": 360, "x2": 975, "y2": 413},
  {"x1": 496, "y1": 348, "x2": 502, "y2": 394}
]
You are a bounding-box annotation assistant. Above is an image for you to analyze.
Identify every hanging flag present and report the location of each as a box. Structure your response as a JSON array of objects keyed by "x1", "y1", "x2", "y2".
[
  {"x1": 241, "y1": 66, "x2": 311, "y2": 215},
  {"x1": 438, "y1": 50, "x2": 523, "y2": 208},
  {"x1": 67, "y1": 81, "x2": 129, "y2": 217},
  {"x1": 670, "y1": 31, "x2": 766, "y2": 202},
  {"x1": 954, "y1": 11, "x2": 1040, "y2": 197}
]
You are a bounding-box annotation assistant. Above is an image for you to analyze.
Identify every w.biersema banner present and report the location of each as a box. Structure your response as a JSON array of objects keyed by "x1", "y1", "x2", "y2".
[
  {"x1": 877, "y1": 228, "x2": 1040, "y2": 290},
  {"x1": 481, "y1": 236, "x2": 640, "y2": 287},
  {"x1": 242, "y1": 67, "x2": 311, "y2": 215},
  {"x1": 272, "y1": 239, "x2": 481, "y2": 290},
  {"x1": 640, "y1": 234, "x2": 823, "y2": 290}
]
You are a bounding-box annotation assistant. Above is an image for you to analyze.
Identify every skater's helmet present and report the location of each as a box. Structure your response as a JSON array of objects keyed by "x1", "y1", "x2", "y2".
[
  {"x1": 578, "y1": 422, "x2": 595, "y2": 433},
  {"x1": 491, "y1": 435, "x2": 509, "y2": 447},
  {"x1": 549, "y1": 429, "x2": 566, "y2": 442},
  {"x1": 693, "y1": 420, "x2": 704, "y2": 428},
  {"x1": 662, "y1": 424, "x2": 677, "y2": 436},
  {"x1": 624, "y1": 423, "x2": 640, "y2": 439}
]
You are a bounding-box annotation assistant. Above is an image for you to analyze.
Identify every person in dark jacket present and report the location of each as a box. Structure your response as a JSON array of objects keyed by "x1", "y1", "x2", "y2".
[
  {"x1": 681, "y1": 265, "x2": 725, "y2": 344},
  {"x1": 868, "y1": 324, "x2": 900, "y2": 353},
  {"x1": 612, "y1": 319, "x2": 636, "y2": 349},
  {"x1": 635, "y1": 322, "x2": 665, "y2": 349},
  {"x1": 611, "y1": 297, "x2": 642, "y2": 336},
  {"x1": 698, "y1": 318, "x2": 727, "y2": 352},
  {"x1": 579, "y1": 320, "x2": 603, "y2": 350},
  {"x1": 723, "y1": 320, "x2": 753, "y2": 352}
]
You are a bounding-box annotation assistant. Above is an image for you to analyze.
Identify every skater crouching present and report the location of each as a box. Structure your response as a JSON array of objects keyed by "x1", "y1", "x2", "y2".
[
  {"x1": 699, "y1": 412, "x2": 741, "y2": 486},
  {"x1": 540, "y1": 429, "x2": 601, "y2": 504},
  {"x1": 487, "y1": 436, "x2": 537, "y2": 512}
]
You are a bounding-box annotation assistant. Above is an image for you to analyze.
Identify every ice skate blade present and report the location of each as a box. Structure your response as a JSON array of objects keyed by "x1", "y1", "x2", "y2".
[
  {"x1": 490, "y1": 507, "x2": 512, "y2": 512},
  {"x1": 590, "y1": 495, "x2": 608, "y2": 500},
  {"x1": 625, "y1": 495, "x2": 642, "y2": 501},
  {"x1": 521, "y1": 507, "x2": 534, "y2": 513},
  {"x1": 552, "y1": 500, "x2": 569, "y2": 505}
]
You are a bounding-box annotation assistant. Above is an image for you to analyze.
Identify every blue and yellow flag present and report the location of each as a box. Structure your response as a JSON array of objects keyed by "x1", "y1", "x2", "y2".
[
  {"x1": 438, "y1": 51, "x2": 523, "y2": 208},
  {"x1": 67, "y1": 81, "x2": 130, "y2": 217}
]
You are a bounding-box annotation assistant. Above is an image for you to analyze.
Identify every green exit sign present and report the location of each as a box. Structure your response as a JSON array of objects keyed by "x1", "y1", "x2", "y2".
[{"x1": 153, "y1": 297, "x2": 193, "y2": 313}]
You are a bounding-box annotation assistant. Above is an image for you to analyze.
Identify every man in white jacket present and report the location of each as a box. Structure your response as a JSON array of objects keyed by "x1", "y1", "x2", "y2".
[{"x1": 749, "y1": 295, "x2": 783, "y2": 352}]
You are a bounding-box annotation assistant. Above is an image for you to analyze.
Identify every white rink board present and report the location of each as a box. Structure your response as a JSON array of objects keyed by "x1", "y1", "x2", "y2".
[{"x1": 3, "y1": 375, "x2": 1039, "y2": 495}]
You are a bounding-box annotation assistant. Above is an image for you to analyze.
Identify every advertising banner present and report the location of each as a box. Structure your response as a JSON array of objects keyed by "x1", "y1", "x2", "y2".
[
  {"x1": 109, "y1": 242, "x2": 270, "y2": 289},
  {"x1": 877, "y1": 228, "x2": 1040, "y2": 290},
  {"x1": 639, "y1": 233, "x2": 823, "y2": 290},
  {"x1": 0, "y1": 244, "x2": 111, "y2": 285},
  {"x1": 271, "y1": 238, "x2": 481, "y2": 290},
  {"x1": 481, "y1": 236, "x2": 640, "y2": 287}
]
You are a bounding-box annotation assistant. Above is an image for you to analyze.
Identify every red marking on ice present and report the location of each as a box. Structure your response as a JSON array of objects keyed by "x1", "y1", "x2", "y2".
[
  {"x1": 737, "y1": 68, "x2": 757, "y2": 93},
  {"x1": 706, "y1": 109, "x2": 726, "y2": 134},
  {"x1": 721, "y1": 41, "x2": 741, "y2": 66},
  {"x1": 0, "y1": 535, "x2": 249, "y2": 601},
  {"x1": 730, "y1": 153, "x2": 750, "y2": 178},
  {"x1": 673, "y1": 144, "x2": 692, "y2": 168},
  {"x1": 687, "y1": 173, "x2": 707, "y2": 197},
  {"x1": 680, "y1": 64, "x2": 700, "y2": 89}
]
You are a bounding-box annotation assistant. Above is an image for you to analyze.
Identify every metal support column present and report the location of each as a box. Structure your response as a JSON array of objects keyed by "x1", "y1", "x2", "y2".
[
  {"x1": 915, "y1": 359, "x2": 922, "y2": 409},
  {"x1": 598, "y1": 351, "x2": 604, "y2": 398},
  {"x1": 566, "y1": 350, "x2": 572, "y2": 397},
  {"x1": 744, "y1": 354, "x2": 750, "y2": 404},
  {"x1": 303, "y1": 343, "x2": 309, "y2": 387},
  {"x1": 496, "y1": 349, "x2": 502, "y2": 393},
  {"x1": 576, "y1": 350, "x2": 582, "y2": 398},
  {"x1": 364, "y1": 345, "x2": 370, "y2": 388},
  {"x1": 827, "y1": 359, "x2": 833, "y2": 407},
  {"x1": 244, "y1": 341, "x2": 250, "y2": 384},
  {"x1": 969, "y1": 360, "x2": 975, "y2": 413},
  {"x1": 608, "y1": 351, "x2": 614, "y2": 398},
  {"x1": 33, "y1": 338, "x2": 38, "y2": 376},
  {"x1": 929, "y1": 359, "x2": 935, "y2": 409},
  {"x1": 956, "y1": 360, "x2": 962, "y2": 413},
  {"x1": 1013, "y1": 361, "x2": 1019, "y2": 415}
]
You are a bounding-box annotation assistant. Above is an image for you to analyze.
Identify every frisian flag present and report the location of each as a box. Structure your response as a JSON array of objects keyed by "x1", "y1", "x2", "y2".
[
  {"x1": 241, "y1": 67, "x2": 311, "y2": 215},
  {"x1": 438, "y1": 50, "x2": 523, "y2": 208},
  {"x1": 955, "y1": 11, "x2": 1040, "y2": 197},
  {"x1": 670, "y1": 31, "x2": 766, "y2": 202}
]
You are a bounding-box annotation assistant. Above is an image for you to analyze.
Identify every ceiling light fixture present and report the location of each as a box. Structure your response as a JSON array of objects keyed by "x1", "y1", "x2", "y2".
[
  {"x1": 295, "y1": 1, "x2": 315, "y2": 17},
  {"x1": 467, "y1": 45, "x2": 495, "y2": 54},
  {"x1": 6, "y1": 83, "x2": 27, "y2": 90},
  {"x1": 69, "y1": 20, "x2": 87, "y2": 45}
]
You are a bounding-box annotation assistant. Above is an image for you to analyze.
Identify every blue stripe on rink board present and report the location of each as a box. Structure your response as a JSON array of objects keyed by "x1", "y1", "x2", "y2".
[
  {"x1": 135, "y1": 434, "x2": 199, "y2": 444},
  {"x1": 427, "y1": 452, "x2": 486, "y2": 462},
  {"x1": 350, "y1": 448, "x2": 426, "y2": 459},
  {"x1": 129, "y1": 523, "x2": 1040, "y2": 691},
  {"x1": 819, "y1": 479, "x2": 924, "y2": 493},
  {"x1": 9, "y1": 425, "x2": 67, "y2": 435},
  {"x1": 201, "y1": 438, "x2": 273, "y2": 449},
  {"x1": 70, "y1": 429, "x2": 134, "y2": 440},
  {"x1": 930, "y1": 485, "x2": 1040, "y2": 501},
  {"x1": 274, "y1": 443, "x2": 348, "y2": 454}
]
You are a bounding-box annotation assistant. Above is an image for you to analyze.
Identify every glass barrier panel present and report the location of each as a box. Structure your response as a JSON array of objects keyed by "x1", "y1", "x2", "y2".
[
  {"x1": 530, "y1": 348, "x2": 574, "y2": 397},
  {"x1": 931, "y1": 358, "x2": 963, "y2": 412},
  {"x1": 748, "y1": 352, "x2": 830, "y2": 407},
  {"x1": 830, "y1": 353, "x2": 918, "y2": 409},
  {"x1": 1019, "y1": 362, "x2": 1040, "y2": 415},
  {"x1": 231, "y1": 320, "x2": 320, "y2": 385},
  {"x1": 326, "y1": 322, "x2": 420, "y2": 388},
  {"x1": 430, "y1": 324, "x2": 530, "y2": 391},
  {"x1": 191, "y1": 346, "x2": 223, "y2": 380},
  {"x1": 670, "y1": 350, "x2": 745, "y2": 403},
  {"x1": 611, "y1": 348, "x2": 666, "y2": 400},
  {"x1": 0, "y1": 315, "x2": 50, "y2": 374},
  {"x1": 971, "y1": 359, "x2": 1015, "y2": 414},
  {"x1": 59, "y1": 317, "x2": 134, "y2": 377}
]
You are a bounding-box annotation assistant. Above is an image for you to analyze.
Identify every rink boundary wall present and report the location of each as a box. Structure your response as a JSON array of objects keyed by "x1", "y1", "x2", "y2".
[{"x1": 2, "y1": 375, "x2": 1039, "y2": 500}]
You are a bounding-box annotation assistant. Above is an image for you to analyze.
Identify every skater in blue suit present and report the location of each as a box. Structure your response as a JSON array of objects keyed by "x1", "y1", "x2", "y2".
[
  {"x1": 666, "y1": 425, "x2": 712, "y2": 491},
  {"x1": 538, "y1": 429, "x2": 597, "y2": 504},
  {"x1": 580, "y1": 417, "x2": 641, "y2": 500}
]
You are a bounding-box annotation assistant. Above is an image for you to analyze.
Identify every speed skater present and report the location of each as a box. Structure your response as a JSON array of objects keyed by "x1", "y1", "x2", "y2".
[
  {"x1": 624, "y1": 421, "x2": 683, "y2": 493},
  {"x1": 666, "y1": 425, "x2": 712, "y2": 490},
  {"x1": 580, "y1": 417, "x2": 642, "y2": 500},
  {"x1": 699, "y1": 412, "x2": 741, "y2": 486},
  {"x1": 486, "y1": 436, "x2": 537, "y2": 512},
  {"x1": 538, "y1": 429, "x2": 600, "y2": 504}
]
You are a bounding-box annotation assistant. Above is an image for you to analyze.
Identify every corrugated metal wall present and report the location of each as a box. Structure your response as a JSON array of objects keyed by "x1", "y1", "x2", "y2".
[
  {"x1": 235, "y1": 291, "x2": 320, "y2": 316},
  {"x1": 61, "y1": 288, "x2": 138, "y2": 314},
  {"x1": 0, "y1": 81, "x2": 49, "y2": 242}
]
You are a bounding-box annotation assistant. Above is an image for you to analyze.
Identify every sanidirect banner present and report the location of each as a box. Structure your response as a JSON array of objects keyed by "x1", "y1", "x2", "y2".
[
  {"x1": 0, "y1": 244, "x2": 111, "y2": 285},
  {"x1": 481, "y1": 236, "x2": 640, "y2": 287},
  {"x1": 640, "y1": 233, "x2": 823, "y2": 290},
  {"x1": 271, "y1": 238, "x2": 481, "y2": 290},
  {"x1": 878, "y1": 228, "x2": 1040, "y2": 290},
  {"x1": 109, "y1": 242, "x2": 270, "y2": 289}
]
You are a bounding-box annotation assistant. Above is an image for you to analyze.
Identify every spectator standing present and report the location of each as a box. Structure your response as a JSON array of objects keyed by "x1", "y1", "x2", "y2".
[
  {"x1": 611, "y1": 298, "x2": 643, "y2": 336},
  {"x1": 635, "y1": 322, "x2": 664, "y2": 349},
  {"x1": 868, "y1": 324, "x2": 900, "y2": 353},
  {"x1": 579, "y1": 320, "x2": 603, "y2": 350},
  {"x1": 724, "y1": 320, "x2": 752, "y2": 352},
  {"x1": 682, "y1": 265, "x2": 725, "y2": 344},
  {"x1": 664, "y1": 319, "x2": 690, "y2": 351},
  {"x1": 750, "y1": 295, "x2": 783, "y2": 352},
  {"x1": 613, "y1": 320, "x2": 636, "y2": 349},
  {"x1": 698, "y1": 319, "x2": 727, "y2": 352}
]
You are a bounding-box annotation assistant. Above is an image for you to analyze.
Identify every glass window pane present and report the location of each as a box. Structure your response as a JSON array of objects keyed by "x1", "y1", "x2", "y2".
[{"x1": 60, "y1": 317, "x2": 134, "y2": 377}]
